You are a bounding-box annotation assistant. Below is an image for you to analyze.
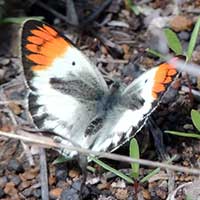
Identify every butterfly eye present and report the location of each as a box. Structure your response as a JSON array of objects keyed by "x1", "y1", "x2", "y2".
[
  {"x1": 72, "y1": 61, "x2": 76, "y2": 66},
  {"x1": 145, "y1": 79, "x2": 148, "y2": 83}
]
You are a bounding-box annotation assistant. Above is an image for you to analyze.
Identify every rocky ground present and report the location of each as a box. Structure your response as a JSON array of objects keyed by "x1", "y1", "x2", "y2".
[{"x1": 0, "y1": 0, "x2": 200, "y2": 199}]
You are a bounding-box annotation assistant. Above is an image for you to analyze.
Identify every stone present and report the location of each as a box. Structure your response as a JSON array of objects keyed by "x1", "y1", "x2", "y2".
[
  {"x1": 0, "y1": 176, "x2": 8, "y2": 188},
  {"x1": 170, "y1": 16, "x2": 193, "y2": 32},
  {"x1": 50, "y1": 188, "x2": 62, "y2": 199},
  {"x1": 21, "y1": 188, "x2": 33, "y2": 197},
  {"x1": 10, "y1": 175, "x2": 21, "y2": 186},
  {"x1": 0, "y1": 58, "x2": 10, "y2": 65},
  {"x1": 0, "y1": 187, "x2": 5, "y2": 198},
  {"x1": 7, "y1": 159, "x2": 24, "y2": 173},
  {"x1": 33, "y1": 189, "x2": 41, "y2": 198},
  {"x1": 55, "y1": 168, "x2": 67, "y2": 181}
]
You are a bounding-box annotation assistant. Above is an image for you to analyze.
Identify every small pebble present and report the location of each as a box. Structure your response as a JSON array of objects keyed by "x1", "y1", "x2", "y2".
[
  {"x1": 127, "y1": 196, "x2": 134, "y2": 200},
  {"x1": 0, "y1": 58, "x2": 10, "y2": 65},
  {"x1": 33, "y1": 189, "x2": 41, "y2": 198},
  {"x1": 60, "y1": 181, "x2": 90, "y2": 200},
  {"x1": 189, "y1": 75, "x2": 197, "y2": 85},
  {"x1": 0, "y1": 176, "x2": 8, "y2": 188},
  {"x1": 60, "y1": 187, "x2": 79, "y2": 200},
  {"x1": 20, "y1": 171, "x2": 37, "y2": 181},
  {"x1": 142, "y1": 189, "x2": 151, "y2": 200},
  {"x1": 68, "y1": 169, "x2": 80, "y2": 179},
  {"x1": 10, "y1": 175, "x2": 21, "y2": 186},
  {"x1": 178, "y1": 31, "x2": 190, "y2": 41},
  {"x1": 7, "y1": 159, "x2": 24, "y2": 173},
  {"x1": 111, "y1": 180, "x2": 126, "y2": 188},
  {"x1": 18, "y1": 181, "x2": 32, "y2": 191},
  {"x1": 55, "y1": 168, "x2": 67, "y2": 181},
  {"x1": 72, "y1": 181, "x2": 82, "y2": 191},
  {"x1": 21, "y1": 187, "x2": 33, "y2": 197},
  {"x1": 182, "y1": 160, "x2": 190, "y2": 167},
  {"x1": 72, "y1": 181, "x2": 89, "y2": 198},
  {"x1": 8, "y1": 102, "x2": 22, "y2": 115},
  {"x1": 183, "y1": 124, "x2": 194, "y2": 130},
  {"x1": 170, "y1": 15, "x2": 193, "y2": 32},
  {"x1": 156, "y1": 188, "x2": 167, "y2": 200},
  {"x1": 50, "y1": 188, "x2": 62, "y2": 199},
  {"x1": 0, "y1": 187, "x2": 5, "y2": 198},
  {"x1": 4, "y1": 182, "x2": 17, "y2": 195},
  {"x1": 115, "y1": 188, "x2": 129, "y2": 200},
  {"x1": 56, "y1": 180, "x2": 68, "y2": 188}
]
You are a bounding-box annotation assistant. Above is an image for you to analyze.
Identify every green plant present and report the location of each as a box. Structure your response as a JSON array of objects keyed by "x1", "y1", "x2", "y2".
[
  {"x1": 125, "y1": 0, "x2": 140, "y2": 15},
  {"x1": 159, "y1": 18, "x2": 200, "y2": 139},
  {"x1": 129, "y1": 138, "x2": 140, "y2": 179},
  {"x1": 165, "y1": 109, "x2": 200, "y2": 139},
  {"x1": 186, "y1": 17, "x2": 200, "y2": 62},
  {"x1": 164, "y1": 28, "x2": 182, "y2": 55},
  {"x1": 147, "y1": 16, "x2": 200, "y2": 62},
  {"x1": 0, "y1": 16, "x2": 44, "y2": 24}
]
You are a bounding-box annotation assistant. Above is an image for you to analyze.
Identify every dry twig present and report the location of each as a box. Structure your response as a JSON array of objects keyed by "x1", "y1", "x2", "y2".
[{"x1": 0, "y1": 129, "x2": 200, "y2": 175}]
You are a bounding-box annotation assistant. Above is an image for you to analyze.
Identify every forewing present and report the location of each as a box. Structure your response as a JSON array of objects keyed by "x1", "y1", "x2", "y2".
[
  {"x1": 90, "y1": 62, "x2": 178, "y2": 152},
  {"x1": 122, "y1": 62, "x2": 178, "y2": 109},
  {"x1": 21, "y1": 20, "x2": 108, "y2": 138}
]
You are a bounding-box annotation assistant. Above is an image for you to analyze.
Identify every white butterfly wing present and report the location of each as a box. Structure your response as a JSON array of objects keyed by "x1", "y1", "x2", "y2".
[
  {"x1": 21, "y1": 20, "x2": 108, "y2": 140},
  {"x1": 87, "y1": 63, "x2": 178, "y2": 152},
  {"x1": 21, "y1": 20, "x2": 178, "y2": 154}
]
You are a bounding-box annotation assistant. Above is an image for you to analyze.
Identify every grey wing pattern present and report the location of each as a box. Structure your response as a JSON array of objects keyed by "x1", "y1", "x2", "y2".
[{"x1": 21, "y1": 20, "x2": 109, "y2": 145}]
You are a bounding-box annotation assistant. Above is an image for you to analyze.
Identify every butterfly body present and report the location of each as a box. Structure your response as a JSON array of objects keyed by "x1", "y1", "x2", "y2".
[{"x1": 21, "y1": 20, "x2": 177, "y2": 156}]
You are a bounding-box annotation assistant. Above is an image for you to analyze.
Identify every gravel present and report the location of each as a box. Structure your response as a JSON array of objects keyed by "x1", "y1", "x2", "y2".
[{"x1": 7, "y1": 159, "x2": 24, "y2": 173}]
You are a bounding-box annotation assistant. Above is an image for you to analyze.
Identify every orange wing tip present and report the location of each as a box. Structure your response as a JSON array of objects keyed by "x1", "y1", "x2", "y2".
[
  {"x1": 153, "y1": 83, "x2": 165, "y2": 93},
  {"x1": 31, "y1": 29, "x2": 54, "y2": 41},
  {"x1": 152, "y1": 62, "x2": 177, "y2": 99},
  {"x1": 24, "y1": 22, "x2": 70, "y2": 71},
  {"x1": 26, "y1": 54, "x2": 51, "y2": 66},
  {"x1": 31, "y1": 65, "x2": 49, "y2": 71},
  {"x1": 152, "y1": 92, "x2": 158, "y2": 99},
  {"x1": 27, "y1": 36, "x2": 44, "y2": 45},
  {"x1": 167, "y1": 69, "x2": 177, "y2": 76},
  {"x1": 43, "y1": 25, "x2": 58, "y2": 36},
  {"x1": 163, "y1": 76, "x2": 172, "y2": 84},
  {"x1": 25, "y1": 44, "x2": 39, "y2": 53}
]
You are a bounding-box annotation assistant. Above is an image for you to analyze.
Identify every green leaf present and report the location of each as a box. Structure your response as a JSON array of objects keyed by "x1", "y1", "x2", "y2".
[
  {"x1": 140, "y1": 167, "x2": 160, "y2": 183},
  {"x1": 130, "y1": 5, "x2": 140, "y2": 15},
  {"x1": 126, "y1": 0, "x2": 140, "y2": 15},
  {"x1": 146, "y1": 48, "x2": 166, "y2": 59},
  {"x1": 0, "y1": 16, "x2": 44, "y2": 24},
  {"x1": 186, "y1": 17, "x2": 200, "y2": 62},
  {"x1": 52, "y1": 155, "x2": 72, "y2": 164},
  {"x1": 90, "y1": 157, "x2": 134, "y2": 184},
  {"x1": 165, "y1": 130, "x2": 200, "y2": 139},
  {"x1": 129, "y1": 138, "x2": 140, "y2": 179},
  {"x1": 191, "y1": 109, "x2": 200, "y2": 131},
  {"x1": 164, "y1": 28, "x2": 182, "y2": 55},
  {"x1": 140, "y1": 155, "x2": 177, "y2": 183}
]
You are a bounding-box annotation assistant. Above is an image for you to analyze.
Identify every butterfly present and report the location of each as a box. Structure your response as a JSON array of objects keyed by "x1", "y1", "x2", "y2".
[{"x1": 21, "y1": 20, "x2": 177, "y2": 156}]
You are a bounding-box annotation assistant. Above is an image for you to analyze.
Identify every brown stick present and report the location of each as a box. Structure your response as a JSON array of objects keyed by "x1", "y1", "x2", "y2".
[{"x1": 1, "y1": 130, "x2": 200, "y2": 175}]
